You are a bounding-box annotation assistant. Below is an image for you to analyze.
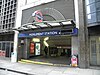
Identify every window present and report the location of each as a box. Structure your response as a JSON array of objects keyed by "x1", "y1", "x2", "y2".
[
  {"x1": 11, "y1": 1, "x2": 13, "y2": 4},
  {"x1": 10, "y1": 10, "x2": 12, "y2": 13},
  {"x1": 2, "y1": 43, "x2": 5, "y2": 51},
  {"x1": 12, "y1": 18, "x2": 15, "y2": 22},
  {"x1": 3, "y1": 20, "x2": 5, "y2": 24},
  {"x1": 95, "y1": 0, "x2": 100, "y2": 2},
  {"x1": 86, "y1": 0, "x2": 100, "y2": 24},
  {"x1": 87, "y1": 6, "x2": 91, "y2": 14},
  {"x1": 97, "y1": 11, "x2": 100, "y2": 22},
  {"x1": 86, "y1": 0, "x2": 95, "y2": 5},
  {"x1": 3, "y1": 25, "x2": 4, "y2": 29},
  {"x1": 9, "y1": 19, "x2": 11, "y2": 22},
  {"x1": 9, "y1": 24, "x2": 11, "y2": 28},
  {"x1": 14, "y1": 0, "x2": 17, "y2": 3},
  {"x1": 6, "y1": 20, "x2": 8, "y2": 23},
  {"x1": 8, "y1": 2, "x2": 10, "y2": 6},
  {"x1": 87, "y1": 3, "x2": 96, "y2": 14},
  {"x1": 87, "y1": 13, "x2": 97, "y2": 23},
  {"x1": 96, "y1": 1, "x2": 100, "y2": 12},
  {"x1": 91, "y1": 40, "x2": 96, "y2": 53},
  {"x1": 14, "y1": 4, "x2": 16, "y2": 7},
  {"x1": 89, "y1": 0, "x2": 95, "y2": 4},
  {"x1": 12, "y1": 23, "x2": 14, "y2": 27}
]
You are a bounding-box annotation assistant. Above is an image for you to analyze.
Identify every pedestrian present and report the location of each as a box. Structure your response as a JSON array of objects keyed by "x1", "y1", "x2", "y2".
[{"x1": 44, "y1": 46, "x2": 48, "y2": 57}]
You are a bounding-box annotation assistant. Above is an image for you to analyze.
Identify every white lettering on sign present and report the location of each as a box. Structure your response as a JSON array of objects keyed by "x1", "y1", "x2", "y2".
[{"x1": 29, "y1": 31, "x2": 60, "y2": 36}]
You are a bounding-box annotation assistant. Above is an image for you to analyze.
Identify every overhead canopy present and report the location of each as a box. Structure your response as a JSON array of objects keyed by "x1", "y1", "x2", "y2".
[
  {"x1": 0, "y1": 20, "x2": 75, "y2": 34},
  {"x1": 17, "y1": 20, "x2": 75, "y2": 31}
]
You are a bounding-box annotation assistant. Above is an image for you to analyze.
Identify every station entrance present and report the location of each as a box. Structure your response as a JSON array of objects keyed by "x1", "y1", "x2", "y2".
[
  {"x1": 18, "y1": 35, "x2": 72, "y2": 65},
  {"x1": 17, "y1": 20, "x2": 78, "y2": 66}
]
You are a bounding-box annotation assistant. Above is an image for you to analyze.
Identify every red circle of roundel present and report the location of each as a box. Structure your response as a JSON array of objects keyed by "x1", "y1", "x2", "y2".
[{"x1": 35, "y1": 11, "x2": 43, "y2": 22}]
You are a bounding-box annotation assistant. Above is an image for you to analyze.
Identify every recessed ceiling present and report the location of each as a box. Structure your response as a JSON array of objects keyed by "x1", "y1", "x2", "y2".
[{"x1": 39, "y1": 35, "x2": 71, "y2": 47}]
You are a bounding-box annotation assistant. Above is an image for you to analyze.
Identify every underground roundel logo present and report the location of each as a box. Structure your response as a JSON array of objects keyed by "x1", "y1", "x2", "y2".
[{"x1": 32, "y1": 10, "x2": 43, "y2": 22}]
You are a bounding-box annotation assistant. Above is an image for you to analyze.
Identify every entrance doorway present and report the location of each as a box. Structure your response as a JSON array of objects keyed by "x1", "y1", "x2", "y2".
[
  {"x1": 19, "y1": 35, "x2": 72, "y2": 65},
  {"x1": 31, "y1": 35, "x2": 71, "y2": 65},
  {"x1": 0, "y1": 41, "x2": 13, "y2": 58},
  {"x1": 90, "y1": 36, "x2": 100, "y2": 66}
]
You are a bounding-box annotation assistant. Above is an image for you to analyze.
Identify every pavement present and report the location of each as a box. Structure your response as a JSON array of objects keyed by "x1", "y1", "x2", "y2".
[{"x1": 0, "y1": 57, "x2": 100, "y2": 75}]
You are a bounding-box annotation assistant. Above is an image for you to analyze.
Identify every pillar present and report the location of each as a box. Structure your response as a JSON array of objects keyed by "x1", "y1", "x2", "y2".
[
  {"x1": 11, "y1": 30, "x2": 19, "y2": 62},
  {"x1": 78, "y1": 0, "x2": 90, "y2": 68},
  {"x1": 71, "y1": 36, "x2": 78, "y2": 56},
  {"x1": 23, "y1": 38, "x2": 30, "y2": 59}
]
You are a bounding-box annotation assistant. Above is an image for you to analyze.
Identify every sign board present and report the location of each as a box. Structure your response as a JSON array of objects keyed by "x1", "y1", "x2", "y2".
[
  {"x1": 30, "y1": 43, "x2": 35, "y2": 54},
  {"x1": 29, "y1": 30, "x2": 60, "y2": 36},
  {"x1": 32, "y1": 10, "x2": 43, "y2": 22},
  {"x1": 18, "y1": 28, "x2": 78, "y2": 38},
  {"x1": 71, "y1": 55, "x2": 78, "y2": 67},
  {"x1": 35, "y1": 43, "x2": 40, "y2": 55},
  {"x1": 18, "y1": 30, "x2": 61, "y2": 37}
]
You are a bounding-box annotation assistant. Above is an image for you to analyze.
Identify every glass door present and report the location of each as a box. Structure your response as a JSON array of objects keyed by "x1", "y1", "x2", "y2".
[
  {"x1": 5, "y1": 42, "x2": 10, "y2": 57},
  {"x1": 0, "y1": 41, "x2": 13, "y2": 58},
  {"x1": 6, "y1": 42, "x2": 13, "y2": 57},
  {"x1": 90, "y1": 40, "x2": 97, "y2": 65},
  {"x1": 97, "y1": 39, "x2": 100, "y2": 65},
  {"x1": 0, "y1": 42, "x2": 2, "y2": 56},
  {"x1": 90, "y1": 36, "x2": 100, "y2": 66},
  {"x1": 0, "y1": 42, "x2": 2, "y2": 50},
  {"x1": 10, "y1": 42, "x2": 13, "y2": 57},
  {"x1": 2, "y1": 42, "x2": 6, "y2": 51},
  {"x1": 5, "y1": 42, "x2": 13, "y2": 57}
]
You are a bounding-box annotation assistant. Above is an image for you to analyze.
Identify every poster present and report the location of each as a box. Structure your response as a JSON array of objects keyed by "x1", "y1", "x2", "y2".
[
  {"x1": 30, "y1": 43, "x2": 35, "y2": 54},
  {"x1": 35, "y1": 43, "x2": 40, "y2": 55}
]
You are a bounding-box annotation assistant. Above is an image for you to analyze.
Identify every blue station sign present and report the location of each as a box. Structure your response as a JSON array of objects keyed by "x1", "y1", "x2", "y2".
[
  {"x1": 18, "y1": 28, "x2": 78, "y2": 38},
  {"x1": 19, "y1": 30, "x2": 61, "y2": 37}
]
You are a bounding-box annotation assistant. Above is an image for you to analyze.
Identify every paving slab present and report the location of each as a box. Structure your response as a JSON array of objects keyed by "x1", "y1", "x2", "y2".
[{"x1": 0, "y1": 57, "x2": 100, "y2": 75}]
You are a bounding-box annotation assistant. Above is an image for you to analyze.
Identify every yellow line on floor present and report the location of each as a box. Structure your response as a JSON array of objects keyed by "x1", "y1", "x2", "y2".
[
  {"x1": 18, "y1": 61, "x2": 28, "y2": 64},
  {"x1": 20, "y1": 59, "x2": 53, "y2": 66},
  {"x1": 19, "y1": 59, "x2": 68, "y2": 67}
]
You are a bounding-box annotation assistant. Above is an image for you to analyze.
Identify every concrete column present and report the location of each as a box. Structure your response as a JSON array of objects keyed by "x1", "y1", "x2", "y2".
[
  {"x1": 23, "y1": 38, "x2": 30, "y2": 59},
  {"x1": 78, "y1": 0, "x2": 90, "y2": 68},
  {"x1": 74, "y1": 0, "x2": 79, "y2": 29},
  {"x1": 71, "y1": 36, "x2": 78, "y2": 56},
  {"x1": 11, "y1": 30, "x2": 19, "y2": 62}
]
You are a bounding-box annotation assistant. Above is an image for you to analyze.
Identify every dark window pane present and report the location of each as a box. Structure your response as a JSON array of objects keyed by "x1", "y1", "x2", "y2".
[
  {"x1": 97, "y1": 11, "x2": 100, "y2": 22},
  {"x1": 96, "y1": 1, "x2": 100, "y2": 12},
  {"x1": 2, "y1": 43, "x2": 5, "y2": 51},
  {"x1": 91, "y1": 40, "x2": 96, "y2": 53},
  {"x1": 95, "y1": 0, "x2": 100, "y2": 2},
  {"x1": 0, "y1": 43, "x2": 1, "y2": 50}
]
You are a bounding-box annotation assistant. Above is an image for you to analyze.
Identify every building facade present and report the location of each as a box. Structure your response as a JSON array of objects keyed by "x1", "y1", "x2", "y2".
[
  {"x1": 0, "y1": 0, "x2": 17, "y2": 57},
  {"x1": 86, "y1": 0, "x2": 100, "y2": 66},
  {"x1": 17, "y1": 0, "x2": 79, "y2": 66},
  {"x1": 0, "y1": 0, "x2": 99, "y2": 68},
  {"x1": 18, "y1": 0, "x2": 100, "y2": 68}
]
